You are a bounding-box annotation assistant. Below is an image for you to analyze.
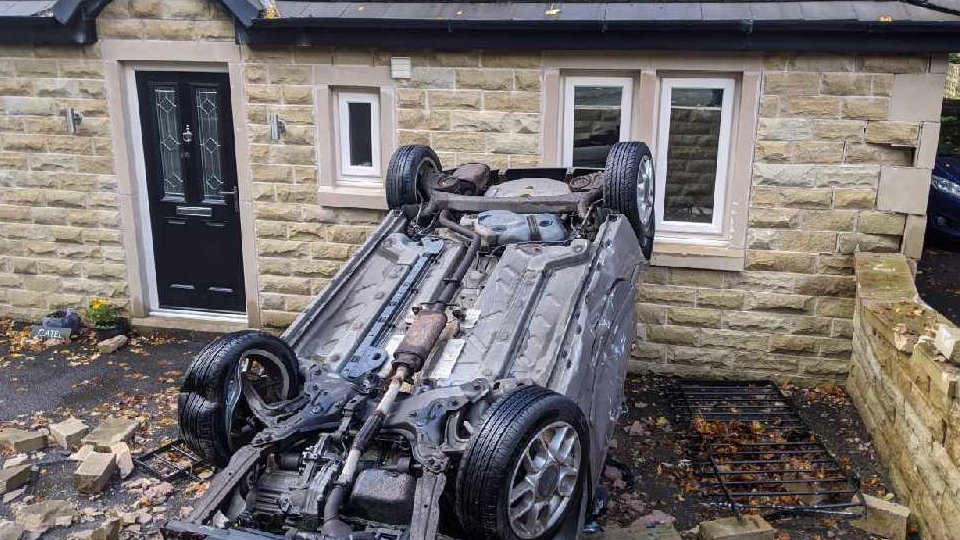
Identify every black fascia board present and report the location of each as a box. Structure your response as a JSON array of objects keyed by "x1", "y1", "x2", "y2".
[
  {"x1": 239, "y1": 17, "x2": 960, "y2": 52},
  {"x1": 0, "y1": 14, "x2": 97, "y2": 45}
]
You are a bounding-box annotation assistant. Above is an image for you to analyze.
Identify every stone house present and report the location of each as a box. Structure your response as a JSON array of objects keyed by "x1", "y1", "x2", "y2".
[{"x1": 0, "y1": 0, "x2": 958, "y2": 384}]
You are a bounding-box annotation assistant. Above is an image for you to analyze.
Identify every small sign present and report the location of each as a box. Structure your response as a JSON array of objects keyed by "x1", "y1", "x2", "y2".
[
  {"x1": 30, "y1": 325, "x2": 72, "y2": 341},
  {"x1": 390, "y1": 57, "x2": 412, "y2": 79}
]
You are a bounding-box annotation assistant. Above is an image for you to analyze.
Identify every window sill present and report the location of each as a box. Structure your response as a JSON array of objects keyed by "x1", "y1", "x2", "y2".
[
  {"x1": 318, "y1": 184, "x2": 388, "y2": 210},
  {"x1": 650, "y1": 239, "x2": 744, "y2": 271}
]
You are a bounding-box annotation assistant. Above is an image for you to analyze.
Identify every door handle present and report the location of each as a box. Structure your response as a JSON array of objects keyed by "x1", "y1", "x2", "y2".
[
  {"x1": 222, "y1": 189, "x2": 239, "y2": 212},
  {"x1": 182, "y1": 124, "x2": 193, "y2": 143}
]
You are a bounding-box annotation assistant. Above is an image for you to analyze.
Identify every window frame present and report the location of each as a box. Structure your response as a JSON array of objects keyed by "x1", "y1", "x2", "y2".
[
  {"x1": 655, "y1": 77, "x2": 736, "y2": 237},
  {"x1": 335, "y1": 89, "x2": 382, "y2": 182},
  {"x1": 561, "y1": 76, "x2": 634, "y2": 167}
]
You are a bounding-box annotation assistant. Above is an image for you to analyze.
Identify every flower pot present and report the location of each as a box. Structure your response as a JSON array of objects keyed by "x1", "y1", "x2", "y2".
[{"x1": 94, "y1": 318, "x2": 130, "y2": 341}]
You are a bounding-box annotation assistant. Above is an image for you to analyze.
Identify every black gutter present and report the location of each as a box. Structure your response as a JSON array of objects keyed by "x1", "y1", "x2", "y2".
[
  {"x1": 0, "y1": 14, "x2": 97, "y2": 45},
  {"x1": 238, "y1": 18, "x2": 960, "y2": 52}
]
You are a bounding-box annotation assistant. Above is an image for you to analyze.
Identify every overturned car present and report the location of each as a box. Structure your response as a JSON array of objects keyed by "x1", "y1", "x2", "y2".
[{"x1": 165, "y1": 141, "x2": 656, "y2": 540}]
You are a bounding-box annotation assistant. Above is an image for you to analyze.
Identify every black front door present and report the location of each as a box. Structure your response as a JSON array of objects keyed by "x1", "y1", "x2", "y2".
[{"x1": 136, "y1": 71, "x2": 245, "y2": 313}]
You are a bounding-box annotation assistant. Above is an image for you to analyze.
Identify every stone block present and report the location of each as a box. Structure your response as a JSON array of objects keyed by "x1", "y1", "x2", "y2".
[
  {"x1": 109, "y1": 442, "x2": 134, "y2": 479},
  {"x1": 97, "y1": 335, "x2": 128, "y2": 354},
  {"x1": 842, "y1": 97, "x2": 889, "y2": 121},
  {"x1": 812, "y1": 119, "x2": 866, "y2": 142},
  {"x1": 0, "y1": 465, "x2": 30, "y2": 495},
  {"x1": 889, "y1": 74, "x2": 947, "y2": 122},
  {"x1": 851, "y1": 494, "x2": 910, "y2": 540},
  {"x1": 901, "y1": 215, "x2": 926, "y2": 259},
  {"x1": 0, "y1": 521, "x2": 24, "y2": 540},
  {"x1": 14, "y1": 500, "x2": 74, "y2": 532},
  {"x1": 81, "y1": 417, "x2": 140, "y2": 451},
  {"x1": 783, "y1": 95, "x2": 841, "y2": 118},
  {"x1": 74, "y1": 451, "x2": 116, "y2": 494},
  {"x1": 698, "y1": 515, "x2": 775, "y2": 540},
  {"x1": 934, "y1": 323, "x2": 960, "y2": 364},
  {"x1": 833, "y1": 189, "x2": 876, "y2": 209},
  {"x1": 599, "y1": 522, "x2": 682, "y2": 540},
  {"x1": 757, "y1": 118, "x2": 811, "y2": 140},
  {"x1": 865, "y1": 121, "x2": 920, "y2": 146},
  {"x1": 858, "y1": 211, "x2": 906, "y2": 236},
  {"x1": 854, "y1": 253, "x2": 918, "y2": 301},
  {"x1": 845, "y1": 143, "x2": 913, "y2": 166},
  {"x1": 838, "y1": 232, "x2": 900, "y2": 254},
  {"x1": 87, "y1": 517, "x2": 121, "y2": 540},
  {"x1": 0, "y1": 428, "x2": 47, "y2": 453},
  {"x1": 49, "y1": 417, "x2": 89, "y2": 450},
  {"x1": 915, "y1": 122, "x2": 941, "y2": 169},
  {"x1": 821, "y1": 73, "x2": 872, "y2": 95}
]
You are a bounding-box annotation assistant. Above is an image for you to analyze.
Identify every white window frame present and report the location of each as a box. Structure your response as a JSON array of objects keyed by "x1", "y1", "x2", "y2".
[
  {"x1": 336, "y1": 90, "x2": 381, "y2": 182},
  {"x1": 655, "y1": 77, "x2": 735, "y2": 236},
  {"x1": 562, "y1": 76, "x2": 634, "y2": 167}
]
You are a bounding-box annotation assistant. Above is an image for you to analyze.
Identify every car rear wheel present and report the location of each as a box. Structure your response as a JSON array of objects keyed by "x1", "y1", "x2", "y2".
[
  {"x1": 456, "y1": 385, "x2": 589, "y2": 540},
  {"x1": 385, "y1": 144, "x2": 442, "y2": 220},
  {"x1": 179, "y1": 331, "x2": 302, "y2": 466},
  {"x1": 602, "y1": 141, "x2": 656, "y2": 261}
]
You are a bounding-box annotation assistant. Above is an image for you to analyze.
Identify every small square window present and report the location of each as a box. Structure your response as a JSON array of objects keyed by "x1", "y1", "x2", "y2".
[
  {"x1": 562, "y1": 77, "x2": 633, "y2": 168},
  {"x1": 656, "y1": 78, "x2": 735, "y2": 235},
  {"x1": 337, "y1": 90, "x2": 381, "y2": 180}
]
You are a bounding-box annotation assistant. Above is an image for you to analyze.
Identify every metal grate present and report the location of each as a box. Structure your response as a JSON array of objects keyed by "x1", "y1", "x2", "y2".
[
  {"x1": 669, "y1": 379, "x2": 866, "y2": 520},
  {"x1": 134, "y1": 438, "x2": 206, "y2": 482}
]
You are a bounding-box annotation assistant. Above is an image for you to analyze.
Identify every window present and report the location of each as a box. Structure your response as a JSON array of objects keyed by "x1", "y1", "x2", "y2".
[
  {"x1": 336, "y1": 90, "x2": 381, "y2": 180},
  {"x1": 562, "y1": 77, "x2": 633, "y2": 168},
  {"x1": 655, "y1": 78, "x2": 735, "y2": 235}
]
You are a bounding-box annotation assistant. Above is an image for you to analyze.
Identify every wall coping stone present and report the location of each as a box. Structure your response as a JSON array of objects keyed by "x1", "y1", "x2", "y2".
[{"x1": 854, "y1": 252, "x2": 919, "y2": 301}]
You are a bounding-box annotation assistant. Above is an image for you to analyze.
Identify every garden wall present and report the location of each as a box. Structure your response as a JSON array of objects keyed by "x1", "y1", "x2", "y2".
[{"x1": 847, "y1": 252, "x2": 960, "y2": 540}]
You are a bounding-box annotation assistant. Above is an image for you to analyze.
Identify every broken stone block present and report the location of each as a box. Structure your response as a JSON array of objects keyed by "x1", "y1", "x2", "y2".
[
  {"x1": 74, "y1": 452, "x2": 117, "y2": 494},
  {"x1": 934, "y1": 323, "x2": 960, "y2": 363},
  {"x1": 109, "y1": 442, "x2": 133, "y2": 479},
  {"x1": 0, "y1": 428, "x2": 48, "y2": 453},
  {"x1": 87, "y1": 517, "x2": 121, "y2": 540},
  {"x1": 50, "y1": 417, "x2": 90, "y2": 450},
  {"x1": 599, "y1": 522, "x2": 682, "y2": 540},
  {"x1": 852, "y1": 494, "x2": 910, "y2": 540},
  {"x1": 69, "y1": 444, "x2": 95, "y2": 462},
  {"x1": 698, "y1": 515, "x2": 775, "y2": 540},
  {"x1": 0, "y1": 520, "x2": 24, "y2": 540},
  {"x1": 14, "y1": 500, "x2": 75, "y2": 533},
  {"x1": 0, "y1": 465, "x2": 31, "y2": 495},
  {"x1": 81, "y1": 417, "x2": 140, "y2": 451},
  {"x1": 97, "y1": 335, "x2": 128, "y2": 354},
  {"x1": 2, "y1": 487, "x2": 25, "y2": 504}
]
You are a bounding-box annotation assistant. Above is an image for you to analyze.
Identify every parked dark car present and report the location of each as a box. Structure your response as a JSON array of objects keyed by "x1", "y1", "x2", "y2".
[{"x1": 928, "y1": 144, "x2": 960, "y2": 241}]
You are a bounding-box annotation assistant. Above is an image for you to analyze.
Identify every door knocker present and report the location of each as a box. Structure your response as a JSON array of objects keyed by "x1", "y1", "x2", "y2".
[{"x1": 182, "y1": 124, "x2": 194, "y2": 143}]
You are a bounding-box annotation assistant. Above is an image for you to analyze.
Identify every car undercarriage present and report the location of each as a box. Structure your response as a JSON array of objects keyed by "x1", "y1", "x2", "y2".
[{"x1": 164, "y1": 142, "x2": 656, "y2": 540}]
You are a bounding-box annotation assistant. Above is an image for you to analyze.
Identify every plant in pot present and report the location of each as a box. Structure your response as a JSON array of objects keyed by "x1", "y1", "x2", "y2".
[{"x1": 85, "y1": 298, "x2": 129, "y2": 340}]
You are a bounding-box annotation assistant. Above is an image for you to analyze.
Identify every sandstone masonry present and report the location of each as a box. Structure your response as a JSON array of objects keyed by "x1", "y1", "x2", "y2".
[{"x1": 0, "y1": 0, "x2": 948, "y2": 384}]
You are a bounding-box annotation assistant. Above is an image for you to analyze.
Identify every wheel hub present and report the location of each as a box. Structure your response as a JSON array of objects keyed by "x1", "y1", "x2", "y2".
[{"x1": 507, "y1": 421, "x2": 582, "y2": 539}]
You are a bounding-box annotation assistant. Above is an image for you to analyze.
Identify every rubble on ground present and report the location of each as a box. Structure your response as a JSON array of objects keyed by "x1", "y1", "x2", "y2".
[
  {"x1": 50, "y1": 417, "x2": 91, "y2": 450},
  {"x1": 598, "y1": 522, "x2": 683, "y2": 540},
  {"x1": 851, "y1": 494, "x2": 910, "y2": 540},
  {"x1": 0, "y1": 520, "x2": 24, "y2": 540},
  {"x1": 697, "y1": 515, "x2": 775, "y2": 540},
  {"x1": 81, "y1": 417, "x2": 140, "y2": 452},
  {"x1": 0, "y1": 428, "x2": 48, "y2": 453},
  {"x1": 74, "y1": 452, "x2": 117, "y2": 494},
  {"x1": 14, "y1": 500, "x2": 76, "y2": 534},
  {"x1": 96, "y1": 335, "x2": 128, "y2": 355},
  {"x1": 0, "y1": 465, "x2": 31, "y2": 495}
]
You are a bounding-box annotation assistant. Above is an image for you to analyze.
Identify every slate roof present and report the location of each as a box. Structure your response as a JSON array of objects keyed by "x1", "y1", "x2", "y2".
[{"x1": 1, "y1": 0, "x2": 960, "y2": 49}]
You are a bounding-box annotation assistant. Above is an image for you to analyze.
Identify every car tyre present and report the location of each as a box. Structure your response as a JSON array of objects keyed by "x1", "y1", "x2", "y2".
[
  {"x1": 602, "y1": 141, "x2": 656, "y2": 261},
  {"x1": 456, "y1": 385, "x2": 589, "y2": 540},
  {"x1": 179, "y1": 331, "x2": 302, "y2": 466},
  {"x1": 385, "y1": 144, "x2": 442, "y2": 220}
]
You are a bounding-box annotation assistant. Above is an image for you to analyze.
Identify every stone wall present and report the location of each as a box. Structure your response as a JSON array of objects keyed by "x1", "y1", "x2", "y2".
[
  {"x1": 946, "y1": 63, "x2": 960, "y2": 99},
  {"x1": 0, "y1": 43, "x2": 126, "y2": 321},
  {"x1": 243, "y1": 49, "x2": 544, "y2": 327},
  {"x1": 632, "y1": 53, "x2": 945, "y2": 384},
  {"x1": 847, "y1": 252, "x2": 960, "y2": 540},
  {"x1": 0, "y1": 0, "x2": 950, "y2": 387}
]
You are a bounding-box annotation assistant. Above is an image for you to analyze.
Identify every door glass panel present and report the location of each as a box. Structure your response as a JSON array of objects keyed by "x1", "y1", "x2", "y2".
[
  {"x1": 572, "y1": 85, "x2": 623, "y2": 168},
  {"x1": 663, "y1": 88, "x2": 724, "y2": 224},
  {"x1": 154, "y1": 86, "x2": 185, "y2": 201},
  {"x1": 347, "y1": 101, "x2": 373, "y2": 167},
  {"x1": 196, "y1": 88, "x2": 225, "y2": 203}
]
